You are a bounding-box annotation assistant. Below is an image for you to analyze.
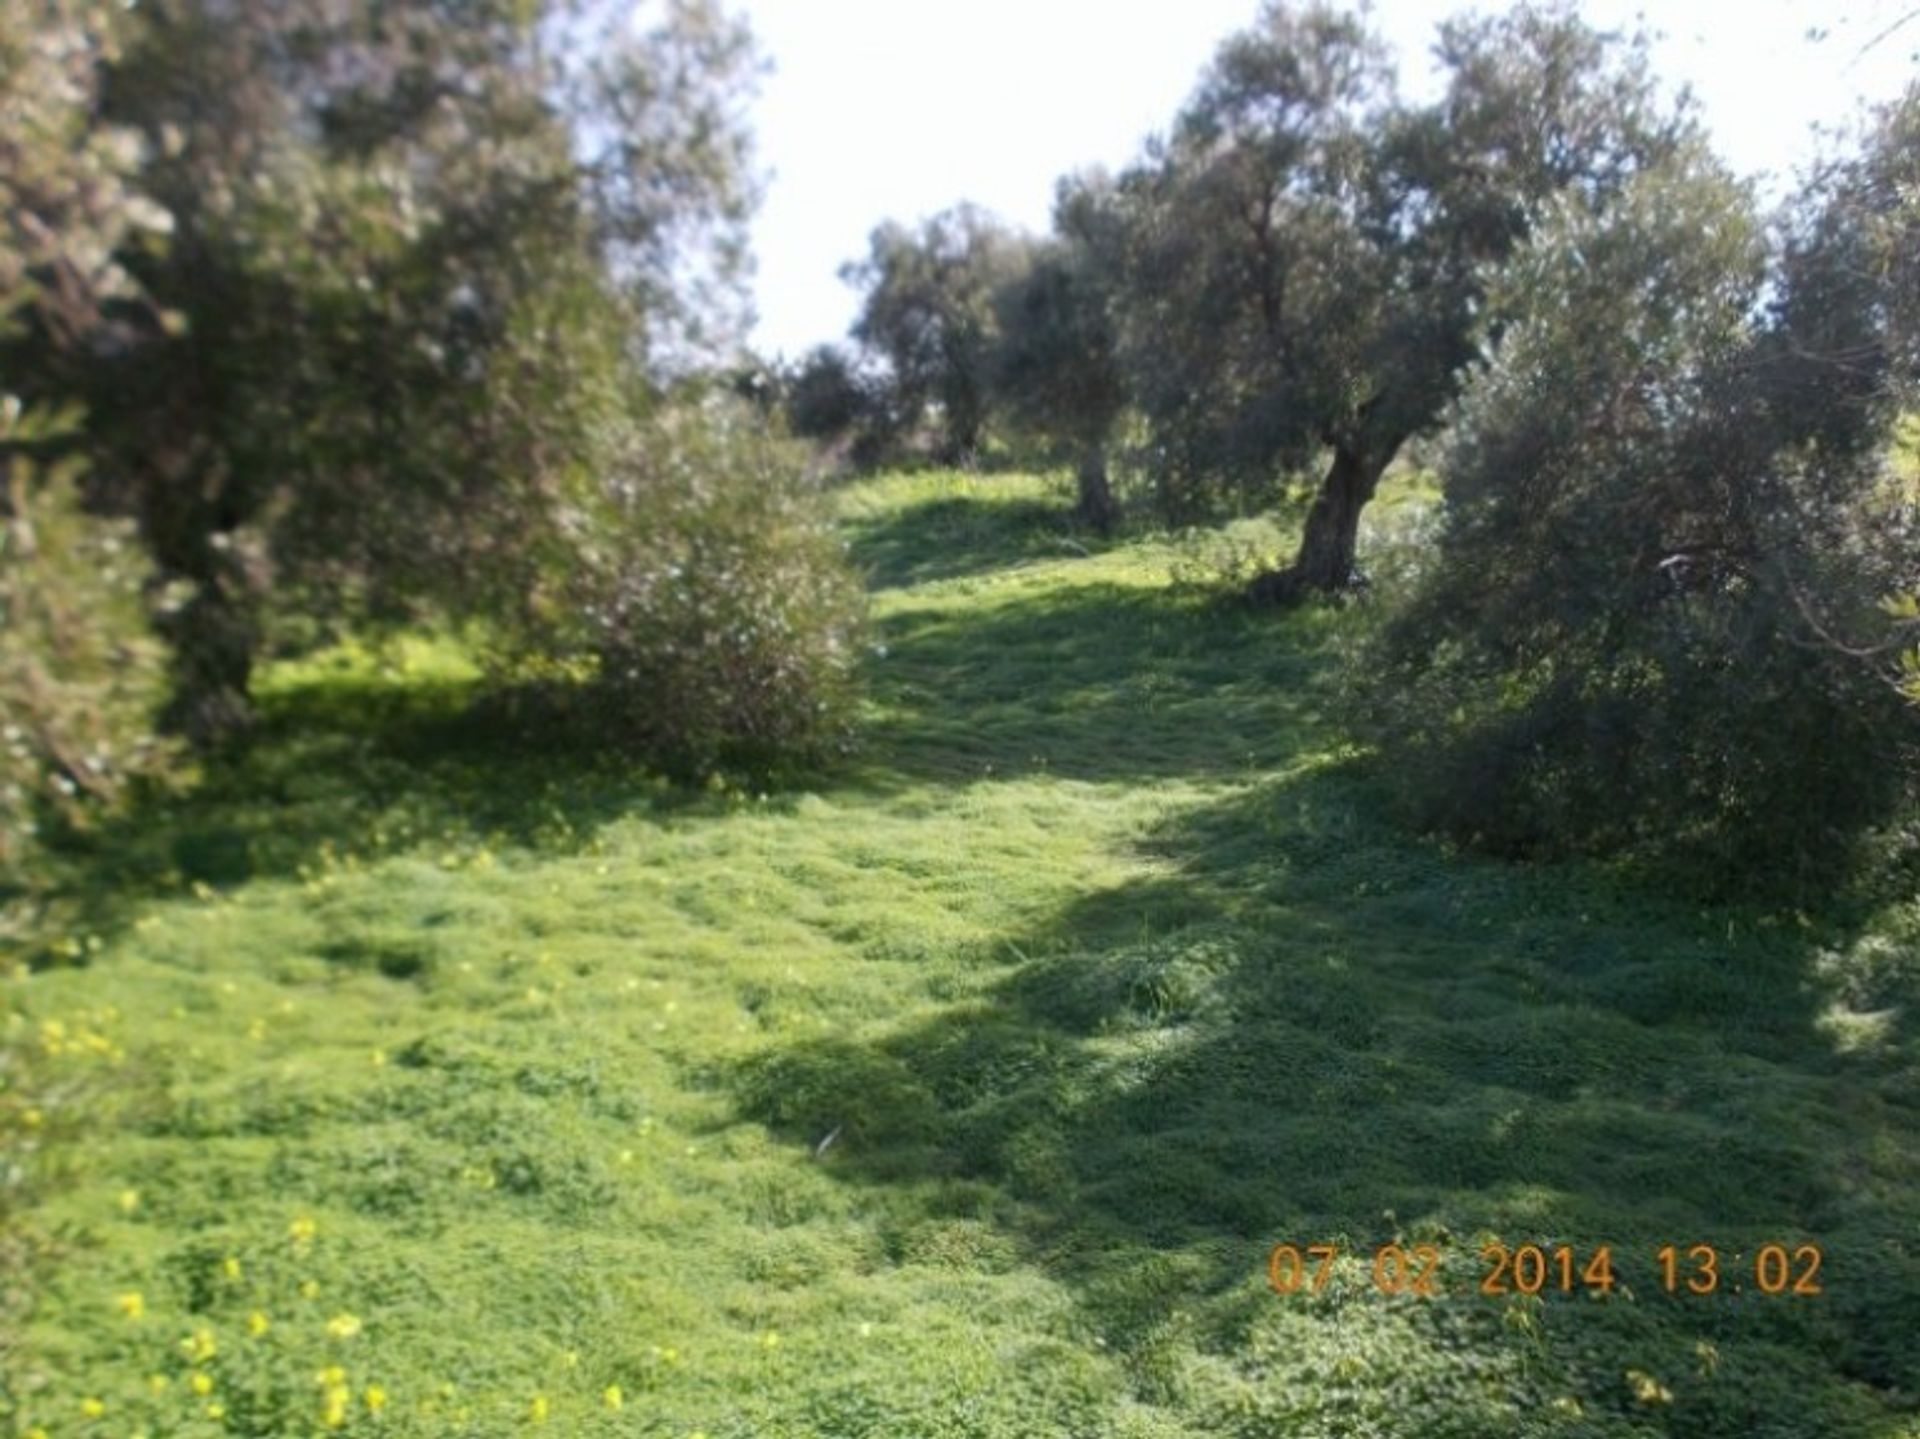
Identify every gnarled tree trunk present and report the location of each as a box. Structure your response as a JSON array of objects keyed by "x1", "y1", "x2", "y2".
[
  {"x1": 1247, "y1": 441, "x2": 1393, "y2": 606},
  {"x1": 1074, "y1": 443, "x2": 1118, "y2": 532}
]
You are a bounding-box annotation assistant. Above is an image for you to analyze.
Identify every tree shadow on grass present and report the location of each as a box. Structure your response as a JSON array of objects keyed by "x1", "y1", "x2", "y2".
[
  {"x1": 25, "y1": 666, "x2": 722, "y2": 963},
  {"x1": 734, "y1": 761, "x2": 1920, "y2": 1433},
  {"x1": 861, "y1": 580, "x2": 1349, "y2": 788},
  {"x1": 842, "y1": 490, "x2": 1123, "y2": 591}
]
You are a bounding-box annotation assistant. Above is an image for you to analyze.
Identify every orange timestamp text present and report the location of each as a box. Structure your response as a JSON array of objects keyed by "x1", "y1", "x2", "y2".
[{"x1": 1266, "y1": 1241, "x2": 1825, "y2": 1299}]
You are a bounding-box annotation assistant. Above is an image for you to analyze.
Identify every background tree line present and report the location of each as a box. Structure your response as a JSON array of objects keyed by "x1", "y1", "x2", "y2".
[{"x1": 788, "y1": 0, "x2": 1920, "y2": 898}]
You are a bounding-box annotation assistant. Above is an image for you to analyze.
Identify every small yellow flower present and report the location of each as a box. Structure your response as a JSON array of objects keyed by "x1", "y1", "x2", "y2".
[
  {"x1": 300, "y1": 1278, "x2": 322, "y2": 1300},
  {"x1": 326, "y1": 1312, "x2": 363, "y2": 1339},
  {"x1": 761, "y1": 1330, "x2": 781, "y2": 1349},
  {"x1": 222, "y1": 1255, "x2": 243, "y2": 1280},
  {"x1": 364, "y1": 1384, "x2": 388, "y2": 1414},
  {"x1": 528, "y1": 1393, "x2": 550, "y2": 1424},
  {"x1": 322, "y1": 1384, "x2": 350, "y2": 1429},
  {"x1": 26, "y1": 1428, "x2": 48, "y2": 1439},
  {"x1": 115, "y1": 1290, "x2": 146, "y2": 1319},
  {"x1": 207, "y1": 1402, "x2": 227, "y2": 1420},
  {"x1": 289, "y1": 1215, "x2": 318, "y2": 1244},
  {"x1": 191, "y1": 1372, "x2": 214, "y2": 1396},
  {"x1": 1627, "y1": 1369, "x2": 1674, "y2": 1405},
  {"x1": 81, "y1": 1396, "x2": 106, "y2": 1418},
  {"x1": 371, "y1": 1049, "x2": 387, "y2": 1067},
  {"x1": 248, "y1": 1309, "x2": 271, "y2": 1337},
  {"x1": 147, "y1": 1374, "x2": 171, "y2": 1394},
  {"x1": 603, "y1": 1385, "x2": 624, "y2": 1411},
  {"x1": 117, "y1": 1188, "x2": 140, "y2": 1213},
  {"x1": 180, "y1": 1326, "x2": 217, "y2": 1362},
  {"x1": 314, "y1": 1366, "x2": 348, "y2": 1387},
  {"x1": 22, "y1": 1107, "x2": 43, "y2": 1128}
]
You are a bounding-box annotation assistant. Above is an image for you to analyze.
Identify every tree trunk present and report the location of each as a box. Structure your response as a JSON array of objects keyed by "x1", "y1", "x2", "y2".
[
  {"x1": 158, "y1": 575, "x2": 258, "y2": 748},
  {"x1": 1073, "y1": 444, "x2": 1118, "y2": 532},
  {"x1": 1247, "y1": 442, "x2": 1392, "y2": 606}
]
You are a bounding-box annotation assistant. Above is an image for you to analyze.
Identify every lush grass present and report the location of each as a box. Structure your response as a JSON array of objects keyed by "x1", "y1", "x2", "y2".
[{"x1": 5, "y1": 470, "x2": 1920, "y2": 1437}]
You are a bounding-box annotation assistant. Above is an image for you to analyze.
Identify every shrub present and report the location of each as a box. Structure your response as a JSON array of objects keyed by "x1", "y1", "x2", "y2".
[
  {"x1": 1, "y1": 438, "x2": 177, "y2": 912},
  {"x1": 1355, "y1": 155, "x2": 1919, "y2": 899},
  {"x1": 517, "y1": 402, "x2": 866, "y2": 776}
]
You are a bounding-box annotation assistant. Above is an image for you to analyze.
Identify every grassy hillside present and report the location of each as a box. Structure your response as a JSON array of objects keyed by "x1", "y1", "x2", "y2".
[{"x1": 6, "y1": 471, "x2": 1920, "y2": 1438}]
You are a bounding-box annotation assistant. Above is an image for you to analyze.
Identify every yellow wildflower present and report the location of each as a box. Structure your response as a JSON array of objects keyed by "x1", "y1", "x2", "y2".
[
  {"x1": 117, "y1": 1188, "x2": 140, "y2": 1214},
  {"x1": 289, "y1": 1215, "x2": 318, "y2": 1244},
  {"x1": 206, "y1": 1403, "x2": 226, "y2": 1420},
  {"x1": 180, "y1": 1327, "x2": 217, "y2": 1362},
  {"x1": 22, "y1": 1107, "x2": 43, "y2": 1128},
  {"x1": 81, "y1": 1396, "x2": 106, "y2": 1418},
  {"x1": 528, "y1": 1394, "x2": 550, "y2": 1424},
  {"x1": 326, "y1": 1313, "x2": 363, "y2": 1339},
  {"x1": 761, "y1": 1330, "x2": 781, "y2": 1349},
  {"x1": 191, "y1": 1372, "x2": 214, "y2": 1396},
  {"x1": 322, "y1": 1384, "x2": 351, "y2": 1429},
  {"x1": 222, "y1": 1255, "x2": 243, "y2": 1280},
  {"x1": 147, "y1": 1374, "x2": 171, "y2": 1394},
  {"x1": 314, "y1": 1366, "x2": 348, "y2": 1387},
  {"x1": 365, "y1": 1384, "x2": 388, "y2": 1414},
  {"x1": 603, "y1": 1385, "x2": 624, "y2": 1411},
  {"x1": 115, "y1": 1290, "x2": 145, "y2": 1319},
  {"x1": 1627, "y1": 1369, "x2": 1674, "y2": 1405},
  {"x1": 248, "y1": 1310, "x2": 271, "y2": 1337},
  {"x1": 300, "y1": 1278, "x2": 322, "y2": 1300}
]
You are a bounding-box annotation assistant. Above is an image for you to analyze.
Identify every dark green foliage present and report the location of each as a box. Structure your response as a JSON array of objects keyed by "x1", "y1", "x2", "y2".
[
  {"x1": 0, "y1": 1, "x2": 180, "y2": 906},
  {"x1": 1358, "y1": 152, "x2": 1919, "y2": 896},
  {"x1": 38, "y1": 0, "x2": 765, "y2": 743},
  {"x1": 785, "y1": 342, "x2": 871, "y2": 444}
]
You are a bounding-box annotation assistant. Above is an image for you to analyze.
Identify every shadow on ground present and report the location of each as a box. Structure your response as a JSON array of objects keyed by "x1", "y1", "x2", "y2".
[
  {"x1": 26, "y1": 668, "x2": 708, "y2": 961},
  {"x1": 736, "y1": 756, "x2": 1920, "y2": 1433},
  {"x1": 843, "y1": 489, "x2": 1122, "y2": 591},
  {"x1": 862, "y1": 580, "x2": 1346, "y2": 788}
]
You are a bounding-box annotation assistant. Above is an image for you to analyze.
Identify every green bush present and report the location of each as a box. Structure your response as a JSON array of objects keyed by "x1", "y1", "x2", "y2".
[
  {"x1": 1, "y1": 425, "x2": 178, "y2": 914},
  {"x1": 518, "y1": 402, "x2": 866, "y2": 776},
  {"x1": 1354, "y1": 155, "x2": 1919, "y2": 899}
]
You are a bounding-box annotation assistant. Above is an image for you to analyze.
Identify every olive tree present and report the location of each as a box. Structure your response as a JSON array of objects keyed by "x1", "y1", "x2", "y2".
[
  {"x1": 1114, "y1": 1, "x2": 1687, "y2": 601},
  {"x1": 988, "y1": 175, "x2": 1128, "y2": 530},
  {"x1": 42, "y1": 0, "x2": 765, "y2": 743},
  {"x1": 1359, "y1": 147, "x2": 1918, "y2": 894},
  {"x1": 1, "y1": 0, "x2": 179, "y2": 894},
  {"x1": 842, "y1": 203, "x2": 1030, "y2": 465}
]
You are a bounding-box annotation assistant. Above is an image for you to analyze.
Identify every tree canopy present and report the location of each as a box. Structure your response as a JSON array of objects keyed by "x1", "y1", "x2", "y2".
[{"x1": 1110, "y1": 1, "x2": 1689, "y2": 598}]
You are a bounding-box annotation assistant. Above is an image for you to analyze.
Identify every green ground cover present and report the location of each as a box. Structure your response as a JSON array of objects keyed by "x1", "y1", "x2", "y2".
[{"x1": 6, "y1": 471, "x2": 1919, "y2": 1437}]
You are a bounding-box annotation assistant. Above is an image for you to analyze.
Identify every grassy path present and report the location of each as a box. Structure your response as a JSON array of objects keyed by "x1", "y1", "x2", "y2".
[{"x1": 6, "y1": 472, "x2": 1920, "y2": 1437}]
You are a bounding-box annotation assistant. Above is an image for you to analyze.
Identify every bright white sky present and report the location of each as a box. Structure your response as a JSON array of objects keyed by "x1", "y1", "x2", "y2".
[{"x1": 737, "y1": 1, "x2": 1920, "y2": 360}]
